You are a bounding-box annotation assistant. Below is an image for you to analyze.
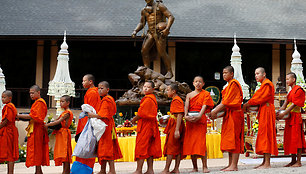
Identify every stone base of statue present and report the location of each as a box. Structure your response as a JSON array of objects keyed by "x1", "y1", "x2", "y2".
[{"x1": 116, "y1": 66, "x2": 191, "y2": 106}]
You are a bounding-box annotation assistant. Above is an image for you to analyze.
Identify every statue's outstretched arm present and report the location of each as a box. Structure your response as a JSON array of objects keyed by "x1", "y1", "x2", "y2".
[{"x1": 132, "y1": 9, "x2": 146, "y2": 37}]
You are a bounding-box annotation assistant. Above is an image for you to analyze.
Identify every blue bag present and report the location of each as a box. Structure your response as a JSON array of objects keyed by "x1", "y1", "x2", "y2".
[
  {"x1": 72, "y1": 120, "x2": 97, "y2": 158},
  {"x1": 79, "y1": 112, "x2": 88, "y2": 119},
  {"x1": 70, "y1": 161, "x2": 93, "y2": 174}
]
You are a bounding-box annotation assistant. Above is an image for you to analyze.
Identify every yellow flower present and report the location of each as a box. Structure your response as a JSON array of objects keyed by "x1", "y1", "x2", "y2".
[
  {"x1": 119, "y1": 112, "x2": 123, "y2": 117},
  {"x1": 134, "y1": 112, "x2": 138, "y2": 116},
  {"x1": 167, "y1": 111, "x2": 170, "y2": 115}
]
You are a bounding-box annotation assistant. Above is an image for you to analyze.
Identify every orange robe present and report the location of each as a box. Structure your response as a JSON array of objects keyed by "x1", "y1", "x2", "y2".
[
  {"x1": 97, "y1": 95, "x2": 122, "y2": 162},
  {"x1": 283, "y1": 85, "x2": 306, "y2": 155},
  {"x1": 221, "y1": 79, "x2": 244, "y2": 153},
  {"x1": 183, "y1": 90, "x2": 214, "y2": 156},
  {"x1": 0, "y1": 103, "x2": 19, "y2": 162},
  {"x1": 135, "y1": 93, "x2": 162, "y2": 160},
  {"x1": 76, "y1": 87, "x2": 100, "y2": 168},
  {"x1": 248, "y1": 79, "x2": 278, "y2": 156},
  {"x1": 53, "y1": 109, "x2": 73, "y2": 166},
  {"x1": 26, "y1": 98, "x2": 50, "y2": 167},
  {"x1": 163, "y1": 96, "x2": 185, "y2": 158}
]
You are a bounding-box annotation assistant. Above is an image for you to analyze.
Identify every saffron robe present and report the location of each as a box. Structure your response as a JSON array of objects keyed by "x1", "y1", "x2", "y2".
[
  {"x1": 53, "y1": 109, "x2": 73, "y2": 166},
  {"x1": 76, "y1": 87, "x2": 100, "y2": 168},
  {"x1": 183, "y1": 90, "x2": 214, "y2": 156},
  {"x1": 248, "y1": 79, "x2": 278, "y2": 156},
  {"x1": 135, "y1": 94, "x2": 162, "y2": 160},
  {"x1": 163, "y1": 96, "x2": 185, "y2": 158},
  {"x1": 97, "y1": 95, "x2": 122, "y2": 162},
  {"x1": 221, "y1": 79, "x2": 244, "y2": 154},
  {"x1": 0, "y1": 103, "x2": 19, "y2": 162},
  {"x1": 26, "y1": 98, "x2": 50, "y2": 167},
  {"x1": 283, "y1": 85, "x2": 306, "y2": 155}
]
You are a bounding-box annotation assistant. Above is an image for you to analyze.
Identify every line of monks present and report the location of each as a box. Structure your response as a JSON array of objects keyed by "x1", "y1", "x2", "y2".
[{"x1": 0, "y1": 66, "x2": 305, "y2": 174}]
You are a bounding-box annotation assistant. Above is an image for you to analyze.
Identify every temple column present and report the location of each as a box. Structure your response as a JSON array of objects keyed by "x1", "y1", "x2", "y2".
[
  {"x1": 272, "y1": 44, "x2": 280, "y2": 86},
  {"x1": 35, "y1": 40, "x2": 44, "y2": 87},
  {"x1": 168, "y1": 41, "x2": 176, "y2": 80}
]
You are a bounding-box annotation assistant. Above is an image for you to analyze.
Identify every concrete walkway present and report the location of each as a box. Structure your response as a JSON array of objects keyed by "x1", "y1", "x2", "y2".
[{"x1": 1, "y1": 154, "x2": 306, "y2": 174}]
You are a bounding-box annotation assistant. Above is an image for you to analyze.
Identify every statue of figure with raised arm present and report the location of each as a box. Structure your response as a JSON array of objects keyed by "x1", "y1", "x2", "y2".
[{"x1": 132, "y1": 0, "x2": 175, "y2": 79}]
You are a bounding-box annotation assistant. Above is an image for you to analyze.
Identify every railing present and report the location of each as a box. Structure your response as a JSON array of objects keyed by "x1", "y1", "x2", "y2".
[{"x1": 7, "y1": 88, "x2": 128, "y2": 109}]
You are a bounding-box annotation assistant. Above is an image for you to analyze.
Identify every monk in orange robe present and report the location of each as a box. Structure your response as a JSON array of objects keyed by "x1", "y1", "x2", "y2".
[
  {"x1": 161, "y1": 84, "x2": 185, "y2": 174},
  {"x1": 132, "y1": 81, "x2": 162, "y2": 174},
  {"x1": 183, "y1": 76, "x2": 214, "y2": 173},
  {"x1": 88, "y1": 81, "x2": 122, "y2": 174},
  {"x1": 45, "y1": 95, "x2": 73, "y2": 174},
  {"x1": 277, "y1": 72, "x2": 306, "y2": 167},
  {"x1": 17, "y1": 85, "x2": 49, "y2": 174},
  {"x1": 210, "y1": 66, "x2": 244, "y2": 171},
  {"x1": 76, "y1": 74, "x2": 101, "y2": 168},
  {"x1": 0, "y1": 90, "x2": 18, "y2": 174},
  {"x1": 243, "y1": 67, "x2": 278, "y2": 169}
]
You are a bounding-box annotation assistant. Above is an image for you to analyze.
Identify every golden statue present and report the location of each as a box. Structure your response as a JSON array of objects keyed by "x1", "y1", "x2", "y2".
[{"x1": 132, "y1": 0, "x2": 175, "y2": 79}]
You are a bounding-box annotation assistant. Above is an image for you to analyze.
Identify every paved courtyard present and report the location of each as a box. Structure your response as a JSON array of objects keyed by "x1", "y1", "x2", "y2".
[{"x1": 1, "y1": 154, "x2": 306, "y2": 174}]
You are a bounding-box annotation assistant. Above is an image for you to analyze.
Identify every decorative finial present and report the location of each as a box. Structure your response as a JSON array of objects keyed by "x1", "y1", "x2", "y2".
[
  {"x1": 234, "y1": 33, "x2": 237, "y2": 45},
  {"x1": 0, "y1": 65, "x2": 4, "y2": 77},
  {"x1": 59, "y1": 31, "x2": 69, "y2": 55},
  {"x1": 232, "y1": 33, "x2": 240, "y2": 53},
  {"x1": 292, "y1": 38, "x2": 302, "y2": 63}
]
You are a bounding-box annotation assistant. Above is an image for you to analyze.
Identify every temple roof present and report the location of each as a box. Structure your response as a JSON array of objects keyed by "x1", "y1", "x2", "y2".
[{"x1": 1, "y1": 0, "x2": 306, "y2": 42}]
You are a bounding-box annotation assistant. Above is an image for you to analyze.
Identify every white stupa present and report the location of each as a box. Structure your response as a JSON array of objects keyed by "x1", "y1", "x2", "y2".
[
  {"x1": 290, "y1": 39, "x2": 306, "y2": 88},
  {"x1": 48, "y1": 31, "x2": 75, "y2": 116},
  {"x1": 230, "y1": 34, "x2": 250, "y2": 99},
  {"x1": 0, "y1": 66, "x2": 5, "y2": 118}
]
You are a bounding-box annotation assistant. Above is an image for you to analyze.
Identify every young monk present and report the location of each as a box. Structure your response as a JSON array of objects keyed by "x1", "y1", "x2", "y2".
[
  {"x1": 277, "y1": 72, "x2": 306, "y2": 167},
  {"x1": 0, "y1": 90, "x2": 18, "y2": 174},
  {"x1": 243, "y1": 67, "x2": 278, "y2": 169},
  {"x1": 183, "y1": 76, "x2": 214, "y2": 173},
  {"x1": 210, "y1": 66, "x2": 244, "y2": 171},
  {"x1": 17, "y1": 85, "x2": 49, "y2": 174},
  {"x1": 161, "y1": 84, "x2": 185, "y2": 174},
  {"x1": 88, "y1": 81, "x2": 122, "y2": 174},
  {"x1": 76, "y1": 74, "x2": 101, "y2": 168},
  {"x1": 132, "y1": 81, "x2": 162, "y2": 174},
  {"x1": 45, "y1": 95, "x2": 73, "y2": 174}
]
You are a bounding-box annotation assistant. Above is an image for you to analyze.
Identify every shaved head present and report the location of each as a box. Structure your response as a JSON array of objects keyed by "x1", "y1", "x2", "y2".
[
  {"x1": 169, "y1": 83, "x2": 179, "y2": 92},
  {"x1": 2, "y1": 90, "x2": 12, "y2": 98},
  {"x1": 145, "y1": 80, "x2": 155, "y2": 88},
  {"x1": 84, "y1": 74, "x2": 95, "y2": 84},
  {"x1": 99, "y1": 81, "x2": 110, "y2": 89},
  {"x1": 30, "y1": 85, "x2": 40, "y2": 92},
  {"x1": 287, "y1": 72, "x2": 296, "y2": 80},
  {"x1": 224, "y1": 66, "x2": 234, "y2": 74},
  {"x1": 61, "y1": 95, "x2": 71, "y2": 102},
  {"x1": 194, "y1": 76, "x2": 204, "y2": 82},
  {"x1": 256, "y1": 67, "x2": 265, "y2": 74}
]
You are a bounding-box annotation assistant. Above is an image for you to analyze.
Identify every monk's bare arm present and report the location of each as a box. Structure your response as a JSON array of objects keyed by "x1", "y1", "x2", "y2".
[
  {"x1": 132, "y1": 115, "x2": 141, "y2": 124},
  {"x1": 277, "y1": 102, "x2": 295, "y2": 119},
  {"x1": 132, "y1": 9, "x2": 146, "y2": 37},
  {"x1": 242, "y1": 102, "x2": 250, "y2": 112},
  {"x1": 174, "y1": 113, "x2": 183, "y2": 139},
  {"x1": 279, "y1": 98, "x2": 288, "y2": 110},
  {"x1": 193, "y1": 104, "x2": 207, "y2": 122},
  {"x1": 184, "y1": 93, "x2": 191, "y2": 117},
  {"x1": 211, "y1": 103, "x2": 226, "y2": 119},
  {"x1": 0, "y1": 118, "x2": 8, "y2": 129},
  {"x1": 87, "y1": 112, "x2": 102, "y2": 119},
  {"x1": 45, "y1": 113, "x2": 69, "y2": 128},
  {"x1": 16, "y1": 113, "x2": 31, "y2": 120}
]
